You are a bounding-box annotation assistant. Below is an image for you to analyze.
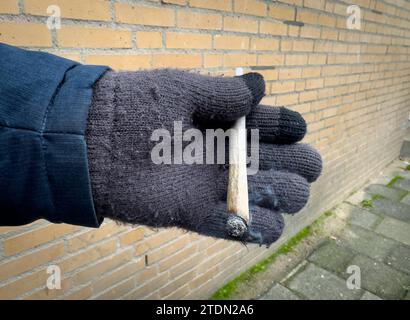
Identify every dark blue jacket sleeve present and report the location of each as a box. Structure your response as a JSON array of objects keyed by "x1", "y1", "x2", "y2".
[{"x1": 0, "y1": 43, "x2": 109, "y2": 227}]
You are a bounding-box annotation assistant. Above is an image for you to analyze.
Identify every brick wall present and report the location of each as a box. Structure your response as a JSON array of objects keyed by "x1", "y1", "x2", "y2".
[{"x1": 0, "y1": 0, "x2": 409, "y2": 299}]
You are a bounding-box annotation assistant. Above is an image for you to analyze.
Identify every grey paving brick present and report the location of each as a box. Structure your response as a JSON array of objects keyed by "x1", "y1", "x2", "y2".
[
  {"x1": 335, "y1": 203, "x2": 380, "y2": 230},
  {"x1": 375, "y1": 218, "x2": 410, "y2": 246},
  {"x1": 401, "y1": 193, "x2": 410, "y2": 206},
  {"x1": 346, "y1": 190, "x2": 372, "y2": 206},
  {"x1": 260, "y1": 284, "x2": 300, "y2": 300},
  {"x1": 348, "y1": 208, "x2": 380, "y2": 230},
  {"x1": 391, "y1": 171, "x2": 410, "y2": 180},
  {"x1": 308, "y1": 241, "x2": 355, "y2": 274},
  {"x1": 385, "y1": 245, "x2": 410, "y2": 275},
  {"x1": 365, "y1": 184, "x2": 408, "y2": 201},
  {"x1": 287, "y1": 263, "x2": 362, "y2": 300},
  {"x1": 348, "y1": 255, "x2": 410, "y2": 299},
  {"x1": 370, "y1": 198, "x2": 410, "y2": 223},
  {"x1": 371, "y1": 174, "x2": 398, "y2": 186},
  {"x1": 392, "y1": 178, "x2": 410, "y2": 192},
  {"x1": 360, "y1": 291, "x2": 382, "y2": 300},
  {"x1": 338, "y1": 226, "x2": 397, "y2": 261}
]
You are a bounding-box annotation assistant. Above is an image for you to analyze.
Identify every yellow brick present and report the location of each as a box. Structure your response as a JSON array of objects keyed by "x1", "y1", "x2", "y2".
[
  {"x1": 134, "y1": 265, "x2": 157, "y2": 284},
  {"x1": 258, "y1": 54, "x2": 284, "y2": 66},
  {"x1": 178, "y1": 11, "x2": 222, "y2": 30},
  {"x1": 137, "y1": 31, "x2": 162, "y2": 49},
  {"x1": 126, "y1": 272, "x2": 168, "y2": 299},
  {"x1": 276, "y1": 93, "x2": 298, "y2": 105},
  {"x1": 64, "y1": 286, "x2": 92, "y2": 300},
  {"x1": 300, "y1": 26, "x2": 321, "y2": 39},
  {"x1": 119, "y1": 227, "x2": 145, "y2": 247},
  {"x1": 322, "y1": 107, "x2": 337, "y2": 118},
  {"x1": 309, "y1": 121, "x2": 325, "y2": 132},
  {"x1": 234, "y1": 0, "x2": 267, "y2": 16},
  {"x1": 293, "y1": 40, "x2": 314, "y2": 52},
  {"x1": 258, "y1": 69, "x2": 278, "y2": 81},
  {"x1": 214, "y1": 35, "x2": 249, "y2": 50},
  {"x1": 58, "y1": 26, "x2": 131, "y2": 48},
  {"x1": 299, "y1": 90, "x2": 318, "y2": 102},
  {"x1": 152, "y1": 54, "x2": 202, "y2": 68},
  {"x1": 3, "y1": 223, "x2": 78, "y2": 256},
  {"x1": 93, "y1": 260, "x2": 144, "y2": 293},
  {"x1": 285, "y1": 54, "x2": 308, "y2": 66},
  {"x1": 280, "y1": 0, "x2": 303, "y2": 5},
  {"x1": 0, "y1": 269, "x2": 48, "y2": 299},
  {"x1": 158, "y1": 245, "x2": 198, "y2": 272},
  {"x1": 163, "y1": 0, "x2": 187, "y2": 5},
  {"x1": 189, "y1": 265, "x2": 218, "y2": 288},
  {"x1": 304, "y1": 0, "x2": 324, "y2": 10},
  {"x1": 60, "y1": 239, "x2": 117, "y2": 273},
  {"x1": 319, "y1": 127, "x2": 335, "y2": 139},
  {"x1": 206, "y1": 239, "x2": 231, "y2": 256},
  {"x1": 314, "y1": 41, "x2": 332, "y2": 52},
  {"x1": 204, "y1": 54, "x2": 223, "y2": 68},
  {"x1": 271, "y1": 81, "x2": 295, "y2": 93},
  {"x1": 0, "y1": 243, "x2": 64, "y2": 282},
  {"x1": 0, "y1": 221, "x2": 43, "y2": 235},
  {"x1": 190, "y1": 0, "x2": 231, "y2": 11},
  {"x1": 260, "y1": 96, "x2": 276, "y2": 105},
  {"x1": 25, "y1": 0, "x2": 111, "y2": 21},
  {"x1": 148, "y1": 236, "x2": 190, "y2": 264},
  {"x1": 96, "y1": 280, "x2": 134, "y2": 300},
  {"x1": 224, "y1": 16, "x2": 258, "y2": 33},
  {"x1": 58, "y1": 53, "x2": 82, "y2": 62},
  {"x1": 85, "y1": 55, "x2": 151, "y2": 71},
  {"x1": 280, "y1": 40, "x2": 293, "y2": 51},
  {"x1": 308, "y1": 54, "x2": 327, "y2": 65},
  {"x1": 144, "y1": 229, "x2": 181, "y2": 249},
  {"x1": 332, "y1": 42, "x2": 348, "y2": 53},
  {"x1": 297, "y1": 10, "x2": 318, "y2": 24},
  {"x1": 159, "y1": 270, "x2": 195, "y2": 298},
  {"x1": 295, "y1": 81, "x2": 305, "y2": 91},
  {"x1": 321, "y1": 28, "x2": 338, "y2": 40},
  {"x1": 0, "y1": 0, "x2": 18, "y2": 13},
  {"x1": 287, "y1": 25, "x2": 299, "y2": 37},
  {"x1": 278, "y1": 68, "x2": 302, "y2": 80},
  {"x1": 321, "y1": 65, "x2": 346, "y2": 76},
  {"x1": 223, "y1": 54, "x2": 257, "y2": 67},
  {"x1": 324, "y1": 117, "x2": 338, "y2": 127},
  {"x1": 166, "y1": 32, "x2": 212, "y2": 49},
  {"x1": 115, "y1": 3, "x2": 175, "y2": 27},
  {"x1": 0, "y1": 23, "x2": 51, "y2": 47},
  {"x1": 318, "y1": 14, "x2": 336, "y2": 27},
  {"x1": 302, "y1": 66, "x2": 321, "y2": 78},
  {"x1": 73, "y1": 249, "x2": 133, "y2": 285},
  {"x1": 165, "y1": 284, "x2": 190, "y2": 299},
  {"x1": 306, "y1": 78, "x2": 324, "y2": 89},
  {"x1": 250, "y1": 38, "x2": 279, "y2": 51},
  {"x1": 268, "y1": 4, "x2": 295, "y2": 20},
  {"x1": 25, "y1": 278, "x2": 71, "y2": 300},
  {"x1": 260, "y1": 21, "x2": 287, "y2": 36}
]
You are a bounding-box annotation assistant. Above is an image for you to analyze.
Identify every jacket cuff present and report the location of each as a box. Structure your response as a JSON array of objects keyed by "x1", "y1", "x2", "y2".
[{"x1": 43, "y1": 64, "x2": 109, "y2": 227}]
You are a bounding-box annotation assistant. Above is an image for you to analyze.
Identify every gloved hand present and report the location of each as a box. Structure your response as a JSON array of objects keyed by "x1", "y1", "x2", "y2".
[{"x1": 86, "y1": 69, "x2": 322, "y2": 246}]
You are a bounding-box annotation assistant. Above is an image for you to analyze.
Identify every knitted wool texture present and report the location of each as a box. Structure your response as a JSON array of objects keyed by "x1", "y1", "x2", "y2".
[{"x1": 86, "y1": 69, "x2": 322, "y2": 245}]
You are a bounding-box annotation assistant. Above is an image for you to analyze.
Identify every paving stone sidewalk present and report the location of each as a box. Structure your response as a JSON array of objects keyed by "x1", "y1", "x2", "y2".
[{"x1": 260, "y1": 160, "x2": 410, "y2": 300}]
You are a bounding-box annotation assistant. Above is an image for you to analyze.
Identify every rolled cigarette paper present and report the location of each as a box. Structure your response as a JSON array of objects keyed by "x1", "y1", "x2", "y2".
[{"x1": 226, "y1": 68, "x2": 249, "y2": 238}]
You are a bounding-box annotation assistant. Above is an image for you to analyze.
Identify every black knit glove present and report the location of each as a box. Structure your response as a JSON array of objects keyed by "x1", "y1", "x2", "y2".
[{"x1": 86, "y1": 69, "x2": 322, "y2": 246}]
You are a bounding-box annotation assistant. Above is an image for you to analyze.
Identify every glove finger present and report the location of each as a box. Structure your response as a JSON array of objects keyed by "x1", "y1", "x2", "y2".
[
  {"x1": 190, "y1": 72, "x2": 265, "y2": 123},
  {"x1": 195, "y1": 201, "x2": 284, "y2": 246},
  {"x1": 246, "y1": 105, "x2": 306, "y2": 144},
  {"x1": 248, "y1": 170, "x2": 310, "y2": 214},
  {"x1": 256, "y1": 143, "x2": 322, "y2": 183}
]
